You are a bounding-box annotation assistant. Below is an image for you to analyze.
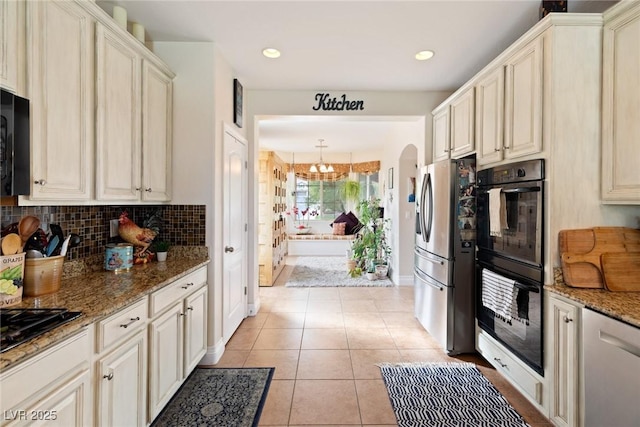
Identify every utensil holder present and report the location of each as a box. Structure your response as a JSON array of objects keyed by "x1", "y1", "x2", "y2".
[{"x1": 23, "y1": 255, "x2": 64, "y2": 297}]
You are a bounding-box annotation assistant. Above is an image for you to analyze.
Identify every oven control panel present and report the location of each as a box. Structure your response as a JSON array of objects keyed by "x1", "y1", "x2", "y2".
[{"x1": 478, "y1": 159, "x2": 544, "y2": 186}]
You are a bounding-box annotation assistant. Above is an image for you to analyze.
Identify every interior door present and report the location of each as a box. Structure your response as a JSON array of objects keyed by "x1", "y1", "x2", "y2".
[{"x1": 223, "y1": 129, "x2": 247, "y2": 342}]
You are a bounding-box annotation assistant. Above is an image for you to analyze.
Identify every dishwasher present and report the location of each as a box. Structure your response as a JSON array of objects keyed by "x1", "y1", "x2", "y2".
[{"x1": 583, "y1": 308, "x2": 640, "y2": 427}]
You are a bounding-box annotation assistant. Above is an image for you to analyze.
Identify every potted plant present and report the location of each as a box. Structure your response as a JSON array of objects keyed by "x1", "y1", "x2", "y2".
[
  {"x1": 342, "y1": 180, "x2": 361, "y2": 212},
  {"x1": 350, "y1": 198, "x2": 391, "y2": 279},
  {"x1": 153, "y1": 240, "x2": 171, "y2": 262}
]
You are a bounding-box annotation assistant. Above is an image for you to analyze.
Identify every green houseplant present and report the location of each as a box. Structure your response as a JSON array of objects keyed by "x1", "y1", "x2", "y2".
[
  {"x1": 153, "y1": 240, "x2": 171, "y2": 262},
  {"x1": 350, "y1": 198, "x2": 391, "y2": 279}
]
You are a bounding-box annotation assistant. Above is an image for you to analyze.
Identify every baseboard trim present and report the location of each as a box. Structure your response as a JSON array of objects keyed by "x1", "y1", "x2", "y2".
[
  {"x1": 199, "y1": 338, "x2": 225, "y2": 365},
  {"x1": 398, "y1": 275, "x2": 414, "y2": 286}
]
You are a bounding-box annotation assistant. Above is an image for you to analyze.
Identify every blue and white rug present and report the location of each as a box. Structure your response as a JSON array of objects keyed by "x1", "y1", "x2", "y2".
[{"x1": 379, "y1": 362, "x2": 530, "y2": 427}]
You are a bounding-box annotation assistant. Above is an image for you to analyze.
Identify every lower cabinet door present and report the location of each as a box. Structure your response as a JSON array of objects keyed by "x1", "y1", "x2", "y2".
[
  {"x1": 6, "y1": 369, "x2": 92, "y2": 427},
  {"x1": 96, "y1": 331, "x2": 147, "y2": 427},
  {"x1": 148, "y1": 302, "x2": 184, "y2": 422},
  {"x1": 184, "y1": 286, "x2": 208, "y2": 377}
]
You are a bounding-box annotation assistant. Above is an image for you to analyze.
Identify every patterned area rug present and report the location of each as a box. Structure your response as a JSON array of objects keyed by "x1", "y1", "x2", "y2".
[
  {"x1": 285, "y1": 256, "x2": 393, "y2": 287},
  {"x1": 151, "y1": 367, "x2": 274, "y2": 427},
  {"x1": 379, "y1": 362, "x2": 530, "y2": 427}
]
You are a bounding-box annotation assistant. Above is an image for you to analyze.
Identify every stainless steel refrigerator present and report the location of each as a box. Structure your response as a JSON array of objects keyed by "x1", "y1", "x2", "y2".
[{"x1": 414, "y1": 157, "x2": 476, "y2": 355}]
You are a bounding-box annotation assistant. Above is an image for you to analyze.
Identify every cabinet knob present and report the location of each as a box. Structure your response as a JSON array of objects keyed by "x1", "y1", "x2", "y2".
[
  {"x1": 563, "y1": 316, "x2": 573, "y2": 323},
  {"x1": 145, "y1": 188, "x2": 152, "y2": 192},
  {"x1": 103, "y1": 372, "x2": 114, "y2": 381},
  {"x1": 494, "y1": 148, "x2": 501, "y2": 152},
  {"x1": 181, "y1": 282, "x2": 194, "y2": 289},
  {"x1": 187, "y1": 306, "x2": 194, "y2": 311},
  {"x1": 34, "y1": 179, "x2": 46, "y2": 186},
  {"x1": 503, "y1": 145, "x2": 510, "y2": 149},
  {"x1": 135, "y1": 187, "x2": 141, "y2": 191},
  {"x1": 225, "y1": 246, "x2": 235, "y2": 253}
]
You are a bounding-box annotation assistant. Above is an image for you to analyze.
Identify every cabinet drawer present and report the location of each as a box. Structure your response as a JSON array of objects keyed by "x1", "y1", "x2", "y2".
[
  {"x1": 0, "y1": 328, "x2": 91, "y2": 412},
  {"x1": 96, "y1": 298, "x2": 148, "y2": 353},
  {"x1": 477, "y1": 330, "x2": 543, "y2": 405},
  {"x1": 149, "y1": 268, "x2": 207, "y2": 317}
]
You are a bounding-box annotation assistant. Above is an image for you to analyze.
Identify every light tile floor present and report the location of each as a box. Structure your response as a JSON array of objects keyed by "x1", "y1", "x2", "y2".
[{"x1": 211, "y1": 257, "x2": 553, "y2": 426}]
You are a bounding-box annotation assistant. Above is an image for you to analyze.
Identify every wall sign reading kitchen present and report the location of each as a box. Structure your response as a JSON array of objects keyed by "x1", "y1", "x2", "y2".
[{"x1": 312, "y1": 93, "x2": 364, "y2": 111}]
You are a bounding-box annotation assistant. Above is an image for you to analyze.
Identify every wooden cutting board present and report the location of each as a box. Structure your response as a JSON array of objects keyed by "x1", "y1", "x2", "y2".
[
  {"x1": 559, "y1": 227, "x2": 640, "y2": 288},
  {"x1": 601, "y1": 252, "x2": 640, "y2": 291}
]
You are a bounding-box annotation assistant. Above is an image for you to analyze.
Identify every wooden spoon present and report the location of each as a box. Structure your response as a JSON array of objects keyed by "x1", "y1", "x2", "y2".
[
  {"x1": 1, "y1": 233, "x2": 23, "y2": 255},
  {"x1": 18, "y1": 215, "x2": 40, "y2": 249}
]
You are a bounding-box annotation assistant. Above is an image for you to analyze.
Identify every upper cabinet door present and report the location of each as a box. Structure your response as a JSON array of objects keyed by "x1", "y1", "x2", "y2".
[
  {"x1": 475, "y1": 66, "x2": 505, "y2": 166},
  {"x1": 28, "y1": 1, "x2": 94, "y2": 201},
  {"x1": 504, "y1": 37, "x2": 543, "y2": 160},
  {"x1": 0, "y1": 0, "x2": 18, "y2": 92},
  {"x1": 95, "y1": 22, "x2": 141, "y2": 201},
  {"x1": 141, "y1": 60, "x2": 173, "y2": 202},
  {"x1": 449, "y1": 88, "x2": 475, "y2": 159},
  {"x1": 432, "y1": 106, "x2": 450, "y2": 162},
  {"x1": 602, "y1": 2, "x2": 640, "y2": 203}
]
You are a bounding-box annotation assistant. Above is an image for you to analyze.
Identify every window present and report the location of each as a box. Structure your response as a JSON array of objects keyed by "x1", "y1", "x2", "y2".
[
  {"x1": 295, "y1": 177, "x2": 345, "y2": 220},
  {"x1": 291, "y1": 172, "x2": 380, "y2": 221}
]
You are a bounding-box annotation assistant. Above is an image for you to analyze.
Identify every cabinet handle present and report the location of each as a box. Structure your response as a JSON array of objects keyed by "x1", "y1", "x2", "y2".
[
  {"x1": 119, "y1": 316, "x2": 140, "y2": 328},
  {"x1": 503, "y1": 145, "x2": 510, "y2": 149},
  {"x1": 493, "y1": 357, "x2": 508, "y2": 368},
  {"x1": 135, "y1": 187, "x2": 141, "y2": 191},
  {"x1": 34, "y1": 179, "x2": 46, "y2": 186},
  {"x1": 494, "y1": 148, "x2": 501, "y2": 152},
  {"x1": 145, "y1": 188, "x2": 152, "y2": 192},
  {"x1": 563, "y1": 316, "x2": 573, "y2": 323},
  {"x1": 180, "y1": 312, "x2": 186, "y2": 317},
  {"x1": 181, "y1": 282, "x2": 194, "y2": 290},
  {"x1": 103, "y1": 372, "x2": 114, "y2": 381},
  {"x1": 187, "y1": 306, "x2": 194, "y2": 311},
  {"x1": 225, "y1": 246, "x2": 235, "y2": 253}
]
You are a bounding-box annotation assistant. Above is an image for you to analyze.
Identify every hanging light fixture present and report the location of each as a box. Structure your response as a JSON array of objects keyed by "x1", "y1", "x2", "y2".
[{"x1": 309, "y1": 139, "x2": 333, "y2": 173}]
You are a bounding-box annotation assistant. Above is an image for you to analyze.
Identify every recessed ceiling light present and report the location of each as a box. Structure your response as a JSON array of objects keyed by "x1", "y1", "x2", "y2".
[
  {"x1": 262, "y1": 48, "x2": 281, "y2": 59},
  {"x1": 415, "y1": 50, "x2": 435, "y2": 61}
]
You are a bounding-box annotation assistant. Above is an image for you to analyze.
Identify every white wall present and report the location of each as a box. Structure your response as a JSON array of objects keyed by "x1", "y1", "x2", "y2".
[
  {"x1": 155, "y1": 41, "x2": 242, "y2": 364},
  {"x1": 246, "y1": 90, "x2": 450, "y2": 291}
]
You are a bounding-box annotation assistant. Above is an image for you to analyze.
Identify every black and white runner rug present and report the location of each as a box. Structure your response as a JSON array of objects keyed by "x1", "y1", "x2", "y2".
[{"x1": 379, "y1": 362, "x2": 530, "y2": 427}]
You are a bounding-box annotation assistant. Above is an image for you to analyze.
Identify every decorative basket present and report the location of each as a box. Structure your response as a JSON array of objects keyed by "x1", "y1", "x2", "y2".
[{"x1": 0, "y1": 253, "x2": 25, "y2": 307}]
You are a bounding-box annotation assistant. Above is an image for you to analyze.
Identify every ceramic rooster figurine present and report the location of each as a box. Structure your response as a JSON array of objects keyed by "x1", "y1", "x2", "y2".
[{"x1": 118, "y1": 211, "x2": 158, "y2": 257}]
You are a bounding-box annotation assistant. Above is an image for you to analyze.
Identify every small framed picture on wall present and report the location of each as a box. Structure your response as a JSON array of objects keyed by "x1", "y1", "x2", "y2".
[{"x1": 234, "y1": 78, "x2": 243, "y2": 128}]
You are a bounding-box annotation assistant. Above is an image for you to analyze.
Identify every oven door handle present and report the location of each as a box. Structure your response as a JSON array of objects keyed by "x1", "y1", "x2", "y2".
[
  {"x1": 514, "y1": 282, "x2": 540, "y2": 293},
  {"x1": 478, "y1": 186, "x2": 541, "y2": 195}
]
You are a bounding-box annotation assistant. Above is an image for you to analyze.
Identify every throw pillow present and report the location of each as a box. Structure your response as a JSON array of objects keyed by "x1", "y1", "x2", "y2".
[
  {"x1": 330, "y1": 212, "x2": 350, "y2": 229},
  {"x1": 332, "y1": 222, "x2": 346, "y2": 235},
  {"x1": 346, "y1": 211, "x2": 363, "y2": 234}
]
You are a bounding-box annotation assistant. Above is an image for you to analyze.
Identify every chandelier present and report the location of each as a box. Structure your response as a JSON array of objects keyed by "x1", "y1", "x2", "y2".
[{"x1": 309, "y1": 139, "x2": 334, "y2": 173}]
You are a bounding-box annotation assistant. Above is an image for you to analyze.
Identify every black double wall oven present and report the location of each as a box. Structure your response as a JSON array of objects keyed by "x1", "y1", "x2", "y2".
[{"x1": 476, "y1": 159, "x2": 545, "y2": 375}]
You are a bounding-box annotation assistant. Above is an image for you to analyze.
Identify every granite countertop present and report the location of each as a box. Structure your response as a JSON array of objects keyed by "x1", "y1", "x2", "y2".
[
  {"x1": 1, "y1": 251, "x2": 210, "y2": 372},
  {"x1": 546, "y1": 268, "x2": 640, "y2": 328}
]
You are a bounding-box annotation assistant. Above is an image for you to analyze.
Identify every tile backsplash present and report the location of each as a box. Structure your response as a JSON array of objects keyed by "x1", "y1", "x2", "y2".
[{"x1": 1, "y1": 205, "x2": 206, "y2": 261}]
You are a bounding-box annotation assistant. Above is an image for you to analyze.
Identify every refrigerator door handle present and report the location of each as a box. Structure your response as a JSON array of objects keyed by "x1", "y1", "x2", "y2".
[
  {"x1": 414, "y1": 268, "x2": 445, "y2": 291},
  {"x1": 414, "y1": 247, "x2": 445, "y2": 266},
  {"x1": 418, "y1": 172, "x2": 428, "y2": 242},
  {"x1": 420, "y1": 172, "x2": 433, "y2": 243}
]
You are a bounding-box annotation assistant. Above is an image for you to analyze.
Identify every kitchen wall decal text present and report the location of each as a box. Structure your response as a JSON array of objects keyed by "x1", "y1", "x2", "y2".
[{"x1": 312, "y1": 93, "x2": 364, "y2": 111}]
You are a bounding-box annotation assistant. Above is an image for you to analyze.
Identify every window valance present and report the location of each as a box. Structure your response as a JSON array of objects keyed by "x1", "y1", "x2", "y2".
[{"x1": 287, "y1": 161, "x2": 380, "y2": 181}]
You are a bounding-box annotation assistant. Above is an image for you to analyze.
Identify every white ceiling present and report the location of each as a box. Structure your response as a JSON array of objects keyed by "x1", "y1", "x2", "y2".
[{"x1": 98, "y1": 0, "x2": 616, "y2": 153}]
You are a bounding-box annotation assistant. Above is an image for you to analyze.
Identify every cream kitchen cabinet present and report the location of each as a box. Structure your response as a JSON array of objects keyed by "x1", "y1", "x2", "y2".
[
  {"x1": 475, "y1": 67, "x2": 505, "y2": 166},
  {"x1": 0, "y1": 328, "x2": 93, "y2": 427},
  {"x1": 503, "y1": 37, "x2": 543, "y2": 160},
  {"x1": 546, "y1": 293, "x2": 582, "y2": 427},
  {"x1": 602, "y1": 0, "x2": 640, "y2": 204},
  {"x1": 94, "y1": 298, "x2": 148, "y2": 427},
  {"x1": 432, "y1": 104, "x2": 450, "y2": 162},
  {"x1": 432, "y1": 87, "x2": 475, "y2": 162},
  {"x1": 148, "y1": 268, "x2": 208, "y2": 422},
  {"x1": 0, "y1": 0, "x2": 18, "y2": 92},
  {"x1": 26, "y1": 0, "x2": 95, "y2": 201},
  {"x1": 95, "y1": 21, "x2": 174, "y2": 203},
  {"x1": 449, "y1": 88, "x2": 475, "y2": 158}
]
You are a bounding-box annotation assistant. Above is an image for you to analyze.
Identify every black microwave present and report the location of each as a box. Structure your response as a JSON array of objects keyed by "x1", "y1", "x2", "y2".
[{"x1": 1, "y1": 88, "x2": 30, "y2": 196}]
